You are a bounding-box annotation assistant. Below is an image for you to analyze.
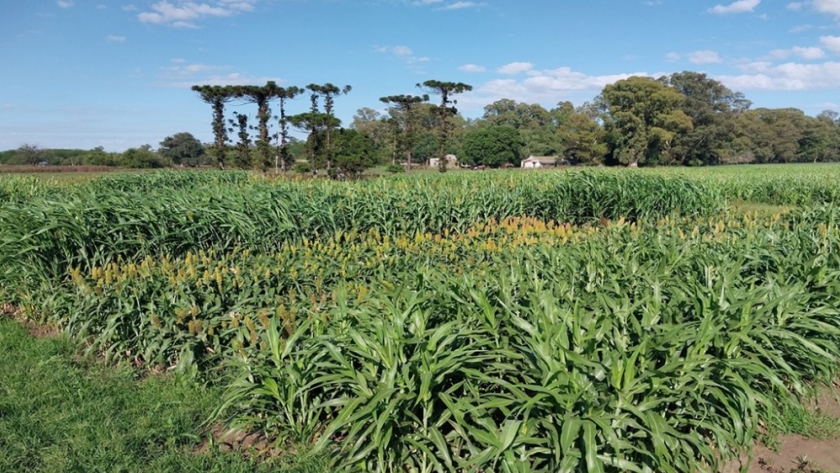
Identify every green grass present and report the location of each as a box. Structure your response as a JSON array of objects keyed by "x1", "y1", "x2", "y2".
[{"x1": 0, "y1": 317, "x2": 327, "y2": 473}]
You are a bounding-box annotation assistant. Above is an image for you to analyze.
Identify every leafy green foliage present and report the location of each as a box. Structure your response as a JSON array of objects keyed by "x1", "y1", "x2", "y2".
[
  {"x1": 7, "y1": 168, "x2": 840, "y2": 471},
  {"x1": 0, "y1": 318, "x2": 326, "y2": 472},
  {"x1": 159, "y1": 132, "x2": 207, "y2": 167},
  {"x1": 461, "y1": 125, "x2": 523, "y2": 167}
]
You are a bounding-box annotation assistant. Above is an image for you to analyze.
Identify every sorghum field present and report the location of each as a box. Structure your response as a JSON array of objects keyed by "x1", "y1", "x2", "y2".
[{"x1": 3, "y1": 165, "x2": 840, "y2": 472}]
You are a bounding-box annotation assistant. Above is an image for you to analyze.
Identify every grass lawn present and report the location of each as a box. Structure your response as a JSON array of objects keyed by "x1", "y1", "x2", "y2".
[{"x1": 0, "y1": 317, "x2": 327, "y2": 473}]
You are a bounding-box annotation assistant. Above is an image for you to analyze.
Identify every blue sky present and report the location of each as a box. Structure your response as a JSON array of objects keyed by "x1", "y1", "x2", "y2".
[{"x1": 2, "y1": 0, "x2": 840, "y2": 151}]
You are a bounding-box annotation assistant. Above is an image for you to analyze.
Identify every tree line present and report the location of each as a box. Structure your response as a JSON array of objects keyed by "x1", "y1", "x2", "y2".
[
  {"x1": 352, "y1": 71, "x2": 840, "y2": 169},
  {"x1": 190, "y1": 79, "x2": 473, "y2": 175},
  {"x1": 5, "y1": 71, "x2": 838, "y2": 171}
]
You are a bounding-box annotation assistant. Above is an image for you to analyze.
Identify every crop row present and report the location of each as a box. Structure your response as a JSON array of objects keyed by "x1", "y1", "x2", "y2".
[
  {"x1": 9, "y1": 208, "x2": 839, "y2": 472},
  {"x1": 0, "y1": 170, "x2": 722, "y2": 283}
]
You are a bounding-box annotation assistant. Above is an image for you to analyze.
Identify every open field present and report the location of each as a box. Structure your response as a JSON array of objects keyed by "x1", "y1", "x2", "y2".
[{"x1": 4, "y1": 165, "x2": 840, "y2": 471}]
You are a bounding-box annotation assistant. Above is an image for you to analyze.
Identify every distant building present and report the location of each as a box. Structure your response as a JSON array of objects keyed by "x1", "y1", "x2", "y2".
[
  {"x1": 520, "y1": 156, "x2": 566, "y2": 168},
  {"x1": 429, "y1": 154, "x2": 458, "y2": 169}
]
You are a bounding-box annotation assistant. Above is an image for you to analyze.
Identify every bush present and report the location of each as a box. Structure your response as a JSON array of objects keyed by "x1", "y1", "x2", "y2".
[
  {"x1": 292, "y1": 162, "x2": 311, "y2": 174},
  {"x1": 385, "y1": 164, "x2": 405, "y2": 173}
]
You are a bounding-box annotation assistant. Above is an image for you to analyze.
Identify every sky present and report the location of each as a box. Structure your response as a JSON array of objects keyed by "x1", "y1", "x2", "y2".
[{"x1": 2, "y1": 0, "x2": 840, "y2": 151}]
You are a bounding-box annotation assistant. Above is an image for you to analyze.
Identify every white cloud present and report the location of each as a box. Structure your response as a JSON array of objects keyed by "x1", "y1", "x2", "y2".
[
  {"x1": 812, "y1": 0, "x2": 840, "y2": 18},
  {"x1": 442, "y1": 1, "x2": 482, "y2": 9},
  {"x1": 665, "y1": 52, "x2": 681, "y2": 61},
  {"x1": 390, "y1": 45, "x2": 413, "y2": 57},
  {"x1": 709, "y1": 0, "x2": 760, "y2": 14},
  {"x1": 122, "y1": 4, "x2": 138, "y2": 11},
  {"x1": 496, "y1": 62, "x2": 534, "y2": 75},
  {"x1": 57, "y1": 0, "x2": 74, "y2": 8},
  {"x1": 688, "y1": 50, "x2": 722, "y2": 64},
  {"x1": 375, "y1": 45, "x2": 430, "y2": 68},
  {"x1": 769, "y1": 46, "x2": 825, "y2": 59},
  {"x1": 106, "y1": 35, "x2": 127, "y2": 42},
  {"x1": 165, "y1": 63, "x2": 227, "y2": 76},
  {"x1": 455, "y1": 66, "x2": 649, "y2": 111},
  {"x1": 458, "y1": 64, "x2": 486, "y2": 72},
  {"x1": 718, "y1": 60, "x2": 840, "y2": 90},
  {"x1": 96, "y1": 4, "x2": 107, "y2": 9},
  {"x1": 788, "y1": 2, "x2": 804, "y2": 9},
  {"x1": 157, "y1": 62, "x2": 279, "y2": 87},
  {"x1": 138, "y1": 1, "x2": 257, "y2": 27},
  {"x1": 821, "y1": 35, "x2": 840, "y2": 52},
  {"x1": 162, "y1": 72, "x2": 280, "y2": 88}
]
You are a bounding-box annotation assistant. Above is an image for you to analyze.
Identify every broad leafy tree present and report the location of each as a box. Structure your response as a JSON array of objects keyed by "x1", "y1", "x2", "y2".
[
  {"x1": 158, "y1": 132, "x2": 205, "y2": 166},
  {"x1": 460, "y1": 125, "x2": 523, "y2": 167},
  {"x1": 15, "y1": 144, "x2": 47, "y2": 165},
  {"x1": 556, "y1": 108, "x2": 609, "y2": 165},
  {"x1": 601, "y1": 77, "x2": 693, "y2": 166},
  {"x1": 660, "y1": 72, "x2": 750, "y2": 165}
]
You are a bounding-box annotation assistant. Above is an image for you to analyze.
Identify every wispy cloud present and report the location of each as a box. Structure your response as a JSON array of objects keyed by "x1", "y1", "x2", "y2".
[
  {"x1": 138, "y1": 1, "x2": 258, "y2": 28},
  {"x1": 787, "y1": 0, "x2": 840, "y2": 19},
  {"x1": 375, "y1": 45, "x2": 430, "y2": 69},
  {"x1": 156, "y1": 61, "x2": 278, "y2": 87},
  {"x1": 454, "y1": 65, "x2": 650, "y2": 111},
  {"x1": 688, "y1": 50, "x2": 722, "y2": 64},
  {"x1": 770, "y1": 46, "x2": 825, "y2": 59},
  {"x1": 496, "y1": 62, "x2": 534, "y2": 75},
  {"x1": 414, "y1": 0, "x2": 483, "y2": 10},
  {"x1": 718, "y1": 60, "x2": 840, "y2": 90},
  {"x1": 813, "y1": 0, "x2": 840, "y2": 19},
  {"x1": 162, "y1": 72, "x2": 280, "y2": 88},
  {"x1": 57, "y1": 0, "x2": 74, "y2": 8},
  {"x1": 822, "y1": 35, "x2": 840, "y2": 53},
  {"x1": 442, "y1": 2, "x2": 482, "y2": 10},
  {"x1": 458, "y1": 64, "x2": 486, "y2": 72},
  {"x1": 709, "y1": 0, "x2": 760, "y2": 14},
  {"x1": 106, "y1": 35, "x2": 127, "y2": 42}
]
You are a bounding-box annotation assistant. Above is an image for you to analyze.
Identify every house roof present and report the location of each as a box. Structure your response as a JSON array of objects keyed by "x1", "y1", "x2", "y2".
[{"x1": 523, "y1": 156, "x2": 559, "y2": 164}]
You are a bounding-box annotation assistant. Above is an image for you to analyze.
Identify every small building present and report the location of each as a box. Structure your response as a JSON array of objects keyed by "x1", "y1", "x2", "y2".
[
  {"x1": 520, "y1": 156, "x2": 566, "y2": 168},
  {"x1": 429, "y1": 154, "x2": 458, "y2": 169}
]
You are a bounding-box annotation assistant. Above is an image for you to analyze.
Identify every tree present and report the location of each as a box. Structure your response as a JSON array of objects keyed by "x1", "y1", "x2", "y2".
[
  {"x1": 482, "y1": 100, "x2": 557, "y2": 157},
  {"x1": 158, "y1": 132, "x2": 205, "y2": 166},
  {"x1": 192, "y1": 85, "x2": 235, "y2": 169},
  {"x1": 306, "y1": 83, "x2": 351, "y2": 174},
  {"x1": 601, "y1": 76, "x2": 693, "y2": 166},
  {"x1": 231, "y1": 82, "x2": 279, "y2": 171},
  {"x1": 379, "y1": 94, "x2": 429, "y2": 171},
  {"x1": 660, "y1": 72, "x2": 750, "y2": 165},
  {"x1": 228, "y1": 112, "x2": 252, "y2": 169},
  {"x1": 461, "y1": 125, "x2": 523, "y2": 167},
  {"x1": 556, "y1": 111, "x2": 608, "y2": 165},
  {"x1": 274, "y1": 85, "x2": 304, "y2": 174},
  {"x1": 15, "y1": 143, "x2": 47, "y2": 165},
  {"x1": 417, "y1": 80, "x2": 473, "y2": 172},
  {"x1": 332, "y1": 128, "x2": 377, "y2": 176},
  {"x1": 351, "y1": 107, "x2": 392, "y2": 163},
  {"x1": 121, "y1": 144, "x2": 164, "y2": 168}
]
